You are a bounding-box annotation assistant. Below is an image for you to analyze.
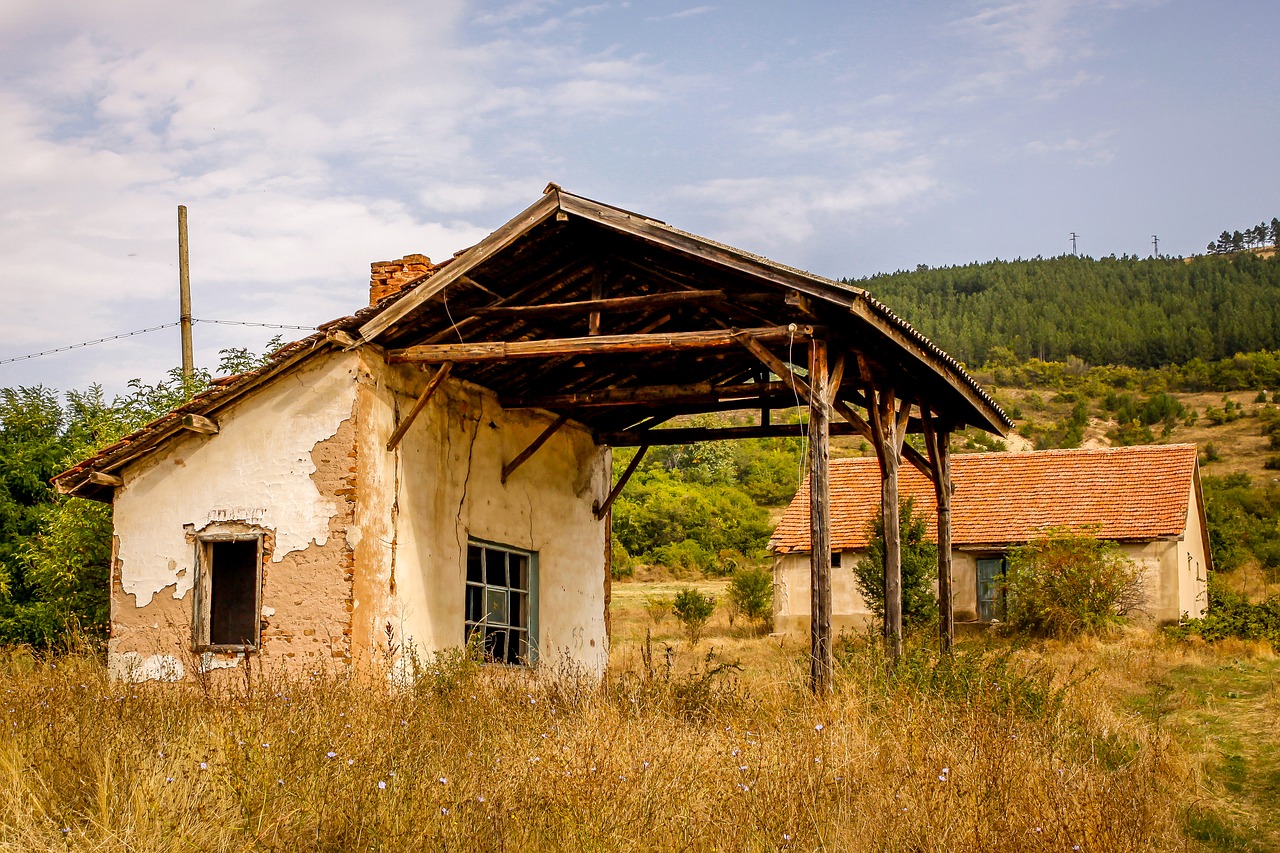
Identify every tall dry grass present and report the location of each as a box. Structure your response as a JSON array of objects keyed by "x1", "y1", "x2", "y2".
[{"x1": 1, "y1": 635, "x2": 1195, "y2": 852}]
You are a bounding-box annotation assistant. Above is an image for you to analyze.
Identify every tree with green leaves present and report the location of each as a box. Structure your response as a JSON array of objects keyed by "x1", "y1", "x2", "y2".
[{"x1": 851, "y1": 498, "x2": 939, "y2": 634}]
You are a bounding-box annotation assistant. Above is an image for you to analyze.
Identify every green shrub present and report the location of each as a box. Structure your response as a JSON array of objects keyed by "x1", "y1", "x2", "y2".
[
  {"x1": 1165, "y1": 575, "x2": 1280, "y2": 649},
  {"x1": 650, "y1": 540, "x2": 713, "y2": 574},
  {"x1": 672, "y1": 587, "x2": 716, "y2": 645},
  {"x1": 643, "y1": 594, "x2": 673, "y2": 625},
  {"x1": 851, "y1": 499, "x2": 939, "y2": 634},
  {"x1": 727, "y1": 566, "x2": 773, "y2": 630},
  {"x1": 1003, "y1": 530, "x2": 1145, "y2": 636}
]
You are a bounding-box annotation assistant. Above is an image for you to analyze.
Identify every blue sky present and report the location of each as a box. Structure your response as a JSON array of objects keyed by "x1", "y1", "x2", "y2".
[{"x1": 2, "y1": 0, "x2": 1277, "y2": 394}]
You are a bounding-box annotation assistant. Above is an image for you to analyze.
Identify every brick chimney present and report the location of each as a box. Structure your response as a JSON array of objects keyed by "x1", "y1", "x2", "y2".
[{"x1": 369, "y1": 253, "x2": 433, "y2": 305}]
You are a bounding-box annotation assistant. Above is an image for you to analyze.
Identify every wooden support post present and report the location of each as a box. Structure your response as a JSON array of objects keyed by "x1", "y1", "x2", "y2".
[
  {"x1": 594, "y1": 445, "x2": 649, "y2": 519},
  {"x1": 502, "y1": 413, "x2": 570, "y2": 483},
  {"x1": 923, "y1": 412, "x2": 955, "y2": 653},
  {"x1": 808, "y1": 339, "x2": 833, "y2": 693},
  {"x1": 386, "y1": 362, "x2": 452, "y2": 451},
  {"x1": 868, "y1": 387, "x2": 904, "y2": 664}
]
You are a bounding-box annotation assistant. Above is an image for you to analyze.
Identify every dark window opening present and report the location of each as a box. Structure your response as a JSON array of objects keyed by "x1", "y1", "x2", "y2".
[
  {"x1": 831, "y1": 551, "x2": 842, "y2": 568},
  {"x1": 208, "y1": 539, "x2": 259, "y2": 647},
  {"x1": 976, "y1": 556, "x2": 1007, "y2": 622},
  {"x1": 465, "y1": 542, "x2": 532, "y2": 665}
]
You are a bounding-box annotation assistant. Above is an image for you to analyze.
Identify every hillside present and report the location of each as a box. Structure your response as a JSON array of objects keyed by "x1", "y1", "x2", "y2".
[{"x1": 855, "y1": 252, "x2": 1280, "y2": 368}]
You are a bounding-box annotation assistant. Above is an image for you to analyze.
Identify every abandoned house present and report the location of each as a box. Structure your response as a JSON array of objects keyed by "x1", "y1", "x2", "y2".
[
  {"x1": 769, "y1": 443, "x2": 1211, "y2": 636},
  {"x1": 52, "y1": 184, "x2": 1010, "y2": 687}
]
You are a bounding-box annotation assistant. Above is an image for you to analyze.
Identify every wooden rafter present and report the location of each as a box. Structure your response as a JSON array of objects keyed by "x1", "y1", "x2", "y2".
[
  {"x1": 386, "y1": 362, "x2": 453, "y2": 451},
  {"x1": 594, "y1": 445, "x2": 649, "y2": 519},
  {"x1": 502, "y1": 413, "x2": 571, "y2": 483}
]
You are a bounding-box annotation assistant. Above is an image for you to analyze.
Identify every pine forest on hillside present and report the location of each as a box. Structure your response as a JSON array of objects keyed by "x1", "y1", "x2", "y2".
[{"x1": 858, "y1": 251, "x2": 1280, "y2": 368}]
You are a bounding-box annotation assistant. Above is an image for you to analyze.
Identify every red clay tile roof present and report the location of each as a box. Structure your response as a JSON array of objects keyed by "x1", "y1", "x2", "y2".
[{"x1": 769, "y1": 444, "x2": 1199, "y2": 554}]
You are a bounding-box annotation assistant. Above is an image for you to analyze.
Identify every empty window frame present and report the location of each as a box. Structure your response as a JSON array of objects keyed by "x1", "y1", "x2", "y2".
[
  {"x1": 194, "y1": 535, "x2": 263, "y2": 650},
  {"x1": 465, "y1": 541, "x2": 537, "y2": 665}
]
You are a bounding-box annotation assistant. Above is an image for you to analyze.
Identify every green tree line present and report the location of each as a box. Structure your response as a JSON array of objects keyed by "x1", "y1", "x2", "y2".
[{"x1": 856, "y1": 252, "x2": 1280, "y2": 369}]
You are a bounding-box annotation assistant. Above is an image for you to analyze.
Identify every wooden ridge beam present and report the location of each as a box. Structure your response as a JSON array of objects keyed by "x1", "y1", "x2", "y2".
[
  {"x1": 388, "y1": 325, "x2": 814, "y2": 365},
  {"x1": 502, "y1": 413, "x2": 570, "y2": 483},
  {"x1": 598, "y1": 420, "x2": 860, "y2": 447},
  {"x1": 470, "y1": 289, "x2": 726, "y2": 319}
]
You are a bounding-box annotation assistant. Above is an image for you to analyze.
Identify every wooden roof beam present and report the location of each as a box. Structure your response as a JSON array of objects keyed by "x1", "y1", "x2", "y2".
[
  {"x1": 599, "y1": 421, "x2": 862, "y2": 447},
  {"x1": 388, "y1": 325, "x2": 814, "y2": 365}
]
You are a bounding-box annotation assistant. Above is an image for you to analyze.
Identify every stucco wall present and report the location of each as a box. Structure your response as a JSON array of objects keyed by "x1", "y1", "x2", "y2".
[
  {"x1": 107, "y1": 351, "x2": 362, "y2": 682},
  {"x1": 351, "y1": 355, "x2": 611, "y2": 680},
  {"x1": 773, "y1": 535, "x2": 1187, "y2": 639}
]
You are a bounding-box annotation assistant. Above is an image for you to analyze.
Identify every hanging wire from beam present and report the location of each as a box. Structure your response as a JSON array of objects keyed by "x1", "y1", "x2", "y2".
[{"x1": 0, "y1": 318, "x2": 320, "y2": 365}]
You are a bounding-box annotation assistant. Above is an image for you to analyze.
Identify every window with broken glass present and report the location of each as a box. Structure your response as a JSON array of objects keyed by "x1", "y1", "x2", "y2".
[{"x1": 465, "y1": 542, "x2": 537, "y2": 664}]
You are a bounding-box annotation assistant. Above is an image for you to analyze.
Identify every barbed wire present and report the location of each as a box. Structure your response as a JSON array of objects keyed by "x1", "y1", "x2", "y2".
[{"x1": 0, "y1": 318, "x2": 321, "y2": 366}]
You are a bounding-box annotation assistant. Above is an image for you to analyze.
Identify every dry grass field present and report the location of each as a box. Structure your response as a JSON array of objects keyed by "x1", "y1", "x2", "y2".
[{"x1": 2, "y1": 582, "x2": 1276, "y2": 851}]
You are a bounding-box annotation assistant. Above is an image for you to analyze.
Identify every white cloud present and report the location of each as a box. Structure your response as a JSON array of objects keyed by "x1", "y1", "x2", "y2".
[
  {"x1": 675, "y1": 162, "x2": 938, "y2": 250},
  {"x1": 1026, "y1": 130, "x2": 1116, "y2": 166},
  {"x1": 646, "y1": 6, "x2": 716, "y2": 21}
]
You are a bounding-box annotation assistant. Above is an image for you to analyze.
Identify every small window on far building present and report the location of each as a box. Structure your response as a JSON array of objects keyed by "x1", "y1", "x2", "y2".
[
  {"x1": 194, "y1": 536, "x2": 262, "y2": 650},
  {"x1": 831, "y1": 551, "x2": 842, "y2": 568},
  {"x1": 465, "y1": 541, "x2": 537, "y2": 665},
  {"x1": 976, "y1": 556, "x2": 1007, "y2": 622}
]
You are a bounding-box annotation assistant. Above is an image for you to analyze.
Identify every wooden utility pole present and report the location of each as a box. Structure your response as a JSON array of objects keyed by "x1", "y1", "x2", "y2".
[
  {"x1": 808, "y1": 338, "x2": 833, "y2": 693},
  {"x1": 178, "y1": 205, "x2": 194, "y2": 379}
]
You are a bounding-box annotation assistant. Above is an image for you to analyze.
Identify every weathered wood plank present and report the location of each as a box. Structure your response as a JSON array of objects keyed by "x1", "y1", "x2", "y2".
[
  {"x1": 507, "y1": 380, "x2": 790, "y2": 409},
  {"x1": 179, "y1": 413, "x2": 219, "y2": 435},
  {"x1": 809, "y1": 339, "x2": 833, "y2": 694},
  {"x1": 386, "y1": 362, "x2": 453, "y2": 451},
  {"x1": 599, "y1": 420, "x2": 860, "y2": 447},
  {"x1": 594, "y1": 445, "x2": 649, "y2": 519},
  {"x1": 501, "y1": 413, "x2": 570, "y2": 483},
  {"x1": 88, "y1": 470, "x2": 124, "y2": 488},
  {"x1": 388, "y1": 326, "x2": 814, "y2": 364}
]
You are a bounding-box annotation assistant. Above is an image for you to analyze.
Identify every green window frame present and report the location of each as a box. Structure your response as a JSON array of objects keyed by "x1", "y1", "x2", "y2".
[
  {"x1": 976, "y1": 556, "x2": 1007, "y2": 622},
  {"x1": 465, "y1": 541, "x2": 538, "y2": 665}
]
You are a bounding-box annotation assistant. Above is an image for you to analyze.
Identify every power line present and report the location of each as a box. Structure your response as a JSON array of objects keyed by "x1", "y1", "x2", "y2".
[{"x1": 0, "y1": 318, "x2": 320, "y2": 366}]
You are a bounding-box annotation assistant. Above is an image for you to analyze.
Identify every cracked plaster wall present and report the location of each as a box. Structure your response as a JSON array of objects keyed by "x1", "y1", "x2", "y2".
[
  {"x1": 351, "y1": 354, "x2": 611, "y2": 678},
  {"x1": 108, "y1": 351, "x2": 361, "y2": 679}
]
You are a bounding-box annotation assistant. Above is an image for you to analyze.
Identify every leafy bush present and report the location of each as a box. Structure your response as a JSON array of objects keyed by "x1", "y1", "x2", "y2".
[
  {"x1": 1165, "y1": 575, "x2": 1280, "y2": 648},
  {"x1": 650, "y1": 540, "x2": 713, "y2": 574},
  {"x1": 851, "y1": 499, "x2": 939, "y2": 634},
  {"x1": 643, "y1": 595, "x2": 673, "y2": 625},
  {"x1": 1002, "y1": 530, "x2": 1145, "y2": 636},
  {"x1": 727, "y1": 566, "x2": 773, "y2": 631},
  {"x1": 672, "y1": 587, "x2": 716, "y2": 645},
  {"x1": 610, "y1": 538, "x2": 634, "y2": 580}
]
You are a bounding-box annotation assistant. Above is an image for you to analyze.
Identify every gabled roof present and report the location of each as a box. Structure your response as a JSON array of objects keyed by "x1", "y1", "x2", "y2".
[
  {"x1": 53, "y1": 184, "x2": 1010, "y2": 501},
  {"x1": 769, "y1": 444, "x2": 1202, "y2": 554}
]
